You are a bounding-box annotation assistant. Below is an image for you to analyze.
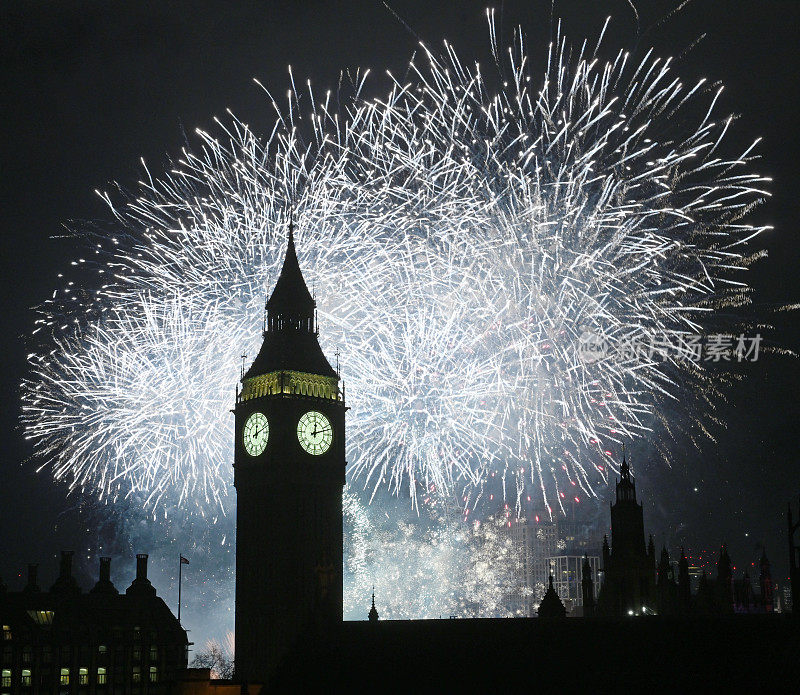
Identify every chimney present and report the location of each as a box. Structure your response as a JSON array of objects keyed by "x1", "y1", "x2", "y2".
[
  {"x1": 90, "y1": 556, "x2": 118, "y2": 595},
  {"x1": 59, "y1": 551, "x2": 74, "y2": 579},
  {"x1": 99, "y1": 557, "x2": 111, "y2": 583},
  {"x1": 51, "y1": 551, "x2": 81, "y2": 595},
  {"x1": 136, "y1": 554, "x2": 148, "y2": 580},
  {"x1": 24, "y1": 563, "x2": 40, "y2": 592},
  {"x1": 127, "y1": 553, "x2": 156, "y2": 598}
]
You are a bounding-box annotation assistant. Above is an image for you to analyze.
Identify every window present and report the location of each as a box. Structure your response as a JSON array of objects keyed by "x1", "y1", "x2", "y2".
[
  {"x1": 1, "y1": 627, "x2": 9, "y2": 641},
  {"x1": 26, "y1": 611, "x2": 54, "y2": 626},
  {"x1": 132, "y1": 646, "x2": 141, "y2": 661},
  {"x1": 21, "y1": 670, "x2": 31, "y2": 687},
  {"x1": 2, "y1": 647, "x2": 10, "y2": 664},
  {"x1": 98, "y1": 645, "x2": 108, "y2": 655},
  {"x1": 133, "y1": 627, "x2": 141, "y2": 641},
  {"x1": 96, "y1": 667, "x2": 107, "y2": 685},
  {"x1": 148, "y1": 646, "x2": 157, "y2": 662},
  {"x1": 42, "y1": 646, "x2": 52, "y2": 663},
  {"x1": 148, "y1": 667, "x2": 157, "y2": 684},
  {"x1": 22, "y1": 648, "x2": 32, "y2": 664},
  {"x1": 79, "y1": 668, "x2": 88, "y2": 686},
  {"x1": 1, "y1": 670, "x2": 11, "y2": 688},
  {"x1": 132, "y1": 667, "x2": 140, "y2": 684},
  {"x1": 60, "y1": 668, "x2": 70, "y2": 685}
]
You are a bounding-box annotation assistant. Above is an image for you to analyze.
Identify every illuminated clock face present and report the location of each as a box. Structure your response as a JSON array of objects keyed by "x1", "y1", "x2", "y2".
[
  {"x1": 242, "y1": 412, "x2": 269, "y2": 457},
  {"x1": 297, "y1": 411, "x2": 333, "y2": 455}
]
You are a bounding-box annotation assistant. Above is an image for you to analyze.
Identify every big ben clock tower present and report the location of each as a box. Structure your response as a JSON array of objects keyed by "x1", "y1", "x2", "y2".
[{"x1": 233, "y1": 221, "x2": 345, "y2": 684}]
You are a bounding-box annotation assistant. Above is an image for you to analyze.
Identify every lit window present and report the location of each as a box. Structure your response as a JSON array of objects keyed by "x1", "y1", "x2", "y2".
[
  {"x1": 1, "y1": 627, "x2": 9, "y2": 642},
  {"x1": 132, "y1": 667, "x2": 140, "y2": 684},
  {"x1": 149, "y1": 646, "x2": 157, "y2": 662},
  {"x1": 149, "y1": 667, "x2": 157, "y2": 684},
  {"x1": 98, "y1": 645, "x2": 107, "y2": 655},
  {"x1": 60, "y1": 668, "x2": 70, "y2": 685},
  {"x1": 96, "y1": 667, "x2": 106, "y2": 686},
  {"x1": 21, "y1": 670, "x2": 31, "y2": 687},
  {"x1": 1, "y1": 670, "x2": 11, "y2": 688},
  {"x1": 79, "y1": 668, "x2": 88, "y2": 685},
  {"x1": 26, "y1": 611, "x2": 54, "y2": 626}
]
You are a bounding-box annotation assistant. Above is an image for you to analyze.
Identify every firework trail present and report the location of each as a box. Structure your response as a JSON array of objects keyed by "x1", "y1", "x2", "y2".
[{"x1": 23, "y1": 16, "x2": 770, "y2": 519}]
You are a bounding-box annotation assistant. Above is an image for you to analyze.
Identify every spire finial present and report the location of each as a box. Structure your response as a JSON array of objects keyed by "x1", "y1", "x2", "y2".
[{"x1": 368, "y1": 585, "x2": 379, "y2": 622}]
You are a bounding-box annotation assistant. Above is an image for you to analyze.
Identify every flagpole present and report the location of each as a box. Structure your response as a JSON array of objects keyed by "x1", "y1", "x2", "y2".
[{"x1": 178, "y1": 555, "x2": 183, "y2": 623}]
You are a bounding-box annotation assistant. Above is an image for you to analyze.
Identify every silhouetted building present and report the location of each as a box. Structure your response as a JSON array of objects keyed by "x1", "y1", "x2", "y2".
[
  {"x1": 233, "y1": 222, "x2": 346, "y2": 684},
  {"x1": 0, "y1": 553, "x2": 187, "y2": 695},
  {"x1": 537, "y1": 575, "x2": 566, "y2": 618},
  {"x1": 596, "y1": 456, "x2": 655, "y2": 616}
]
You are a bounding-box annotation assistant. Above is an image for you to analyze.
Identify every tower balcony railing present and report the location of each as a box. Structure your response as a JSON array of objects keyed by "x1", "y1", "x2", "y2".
[{"x1": 239, "y1": 370, "x2": 341, "y2": 403}]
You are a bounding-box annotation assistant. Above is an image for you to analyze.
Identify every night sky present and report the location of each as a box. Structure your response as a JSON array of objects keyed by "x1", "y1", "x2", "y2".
[{"x1": 2, "y1": 0, "x2": 799, "y2": 635}]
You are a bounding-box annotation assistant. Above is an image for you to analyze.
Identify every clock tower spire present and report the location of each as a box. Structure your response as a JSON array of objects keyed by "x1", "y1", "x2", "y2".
[{"x1": 234, "y1": 220, "x2": 346, "y2": 685}]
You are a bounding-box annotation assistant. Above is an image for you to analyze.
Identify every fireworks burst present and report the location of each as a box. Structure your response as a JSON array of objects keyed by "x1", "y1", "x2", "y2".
[
  {"x1": 344, "y1": 492, "x2": 527, "y2": 619},
  {"x1": 23, "y1": 16, "x2": 770, "y2": 517}
]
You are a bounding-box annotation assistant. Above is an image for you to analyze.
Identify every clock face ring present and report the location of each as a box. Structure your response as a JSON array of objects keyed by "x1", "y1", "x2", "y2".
[
  {"x1": 243, "y1": 412, "x2": 269, "y2": 457},
  {"x1": 297, "y1": 410, "x2": 333, "y2": 455}
]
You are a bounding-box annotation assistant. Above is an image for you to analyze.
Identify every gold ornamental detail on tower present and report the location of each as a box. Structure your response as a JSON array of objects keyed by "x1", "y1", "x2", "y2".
[{"x1": 239, "y1": 370, "x2": 340, "y2": 402}]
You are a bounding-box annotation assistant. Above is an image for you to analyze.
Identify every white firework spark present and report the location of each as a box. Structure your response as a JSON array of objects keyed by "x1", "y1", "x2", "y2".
[{"x1": 23, "y1": 17, "x2": 770, "y2": 516}]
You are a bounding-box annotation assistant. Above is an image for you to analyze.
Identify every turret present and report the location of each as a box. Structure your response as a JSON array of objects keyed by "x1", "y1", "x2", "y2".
[
  {"x1": 581, "y1": 555, "x2": 595, "y2": 617},
  {"x1": 615, "y1": 453, "x2": 637, "y2": 503},
  {"x1": 716, "y1": 544, "x2": 733, "y2": 612},
  {"x1": 759, "y1": 550, "x2": 773, "y2": 613},
  {"x1": 656, "y1": 546, "x2": 674, "y2": 614},
  {"x1": 538, "y1": 574, "x2": 566, "y2": 618},
  {"x1": 657, "y1": 546, "x2": 671, "y2": 583},
  {"x1": 678, "y1": 548, "x2": 691, "y2": 612}
]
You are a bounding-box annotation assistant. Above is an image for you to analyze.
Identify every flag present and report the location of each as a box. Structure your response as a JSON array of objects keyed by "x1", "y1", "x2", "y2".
[{"x1": 180, "y1": 555, "x2": 189, "y2": 565}]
